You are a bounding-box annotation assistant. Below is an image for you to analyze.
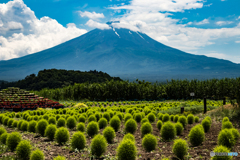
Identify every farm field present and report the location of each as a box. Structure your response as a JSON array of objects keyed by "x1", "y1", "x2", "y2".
[{"x1": 0, "y1": 100, "x2": 239, "y2": 160}]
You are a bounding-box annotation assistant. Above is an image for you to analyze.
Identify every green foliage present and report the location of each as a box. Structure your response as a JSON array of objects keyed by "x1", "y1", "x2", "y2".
[
  {"x1": 141, "y1": 118, "x2": 149, "y2": 125},
  {"x1": 147, "y1": 113, "x2": 156, "y2": 123},
  {"x1": 87, "y1": 121, "x2": 99, "y2": 137},
  {"x1": 78, "y1": 116, "x2": 86, "y2": 123},
  {"x1": 141, "y1": 122, "x2": 152, "y2": 137},
  {"x1": 110, "y1": 116, "x2": 121, "y2": 132},
  {"x1": 55, "y1": 127, "x2": 70, "y2": 145},
  {"x1": 162, "y1": 113, "x2": 170, "y2": 122},
  {"x1": 157, "y1": 120, "x2": 162, "y2": 131},
  {"x1": 218, "y1": 129, "x2": 236, "y2": 148},
  {"x1": 30, "y1": 149, "x2": 44, "y2": 160},
  {"x1": 98, "y1": 118, "x2": 108, "y2": 129},
  {"x1": 125, "y1": 119, "x2": 137, "y2": 134},
  {"x1": 76, "y1": 122, "x2": 85, "y2": 132},
  {"x1": 201, "y1": 119, "x2": 211, "y2": 133},
  {"x1": 123, "y1": 133, "x2": 135, "y2": 142},
  {"x1": 103, "y1": 112, "x2": 110, "y2": 122},
  {"x1": 124, "y1": 113, "x2": 133, "y2": 123},
  {"x1": 57, "y1": 118, "x2": 66, "y2": 128},
  {"x1": 7, "y1": 118, "x2": 14, "y2": 128},
  {"x1": 90, "y1": 134, "x2": 107, "y2": 157},
  {"x1": 231, "y1": 128, "x2": 240, "y2": 140},
  {"x1": 205, "y1": 116, "x2": 212, "y2": 124},
  {"x1": 211, "y1": 145, "x2": 232, "y2": 160},
  {"x1": 117, "y1": 139, "x2": 137, "y2": 160},
  {"x1": 222, "y1": 121, "x2": 233, "y2": 130},
  {"x1": 161, "y1": 121, "x2": 176, "y2": 141},
  {"x1": 28, "y1": 120, "x2": 37, "y2": 133},
  {"x1": 71, "y1": 131, "x2": 86, "y2": 150},
  {"x1": 88, "y1": 115, "x2": 97, "y2": 122},
  {"x1": 175, "y1": 122, "x2": 184, "y2": 135},
  {"x1": 172, "y1": 139, "x2": 188, "y2": 160},
  {"x1": 3, "y1": 117, "x2": 9, "y2": 126},
  {"x1": 0, "y1": 133, "x2": 8, "y2": 144},
  {"x1": 178, "y1": 116, "x2": 187, "y2": 128},
  {"x1": 194, "y1": 116, "x2": 199, "y2": 123},
  {"x1": 187, "y1": 114, "x2": 194, "y2": 124},
  {"x1": 188, "y1": 124, "x2": 205, "y2": 146},
  {"x1": 12, "y1": 120, "x2": 18, "y2": 128},
  {"x1": 48, "y1": 117, "x2": 56, "y2": 124},
  {"x1": 16, "y1": 140, "x2": 32, "y2": 160},
  {"x1": 142, "y1": 134, "x2": 157, "y2": 152},
  {"x1": 20, "y1": 121, "x2": 29, "y2": 131},
  {"x1": 6, "y1": 132, "x2": 22, "y2": 151},
  {"x1": 53, "y1": 156, "x2": 66, "y2": 160},
  {"x1": 103, "y1": 126, "x2": 116, "y2": 143},
  {"x1": 222, "y1": 117, "x2": 229, "y2": 123},
  {"x1": 36, "y1": 119, "x2": 48, "y2": 136},
  {"x1": 134, "y1": 113, "x2": 142, "y2": 123},
  {"x1": 45, "y1": 124, "x2": 57, "y2": 141},
  {"x1": 66, "y1": 117, "x2": 77, "y2": 129},
  {"x1": 0, "y1": 127, "x2": 6, "y2": 136}
]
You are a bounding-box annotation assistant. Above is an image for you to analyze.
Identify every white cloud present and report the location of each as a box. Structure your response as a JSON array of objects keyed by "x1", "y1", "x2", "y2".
[
  {"x1": 203, "y1": 52, "x2": 240, "y2": 64},
  {"x1": 204, "y1": 3, "x2": 212, "y2": 7},
  {"x1": 78, "y1": 11, "x2": 105, "y2": 20},
  {"x1": 235, "y1": 41, "x2": 240, "y2": 43},
  {"x1": 216, "y1": 21, "x2": 233, "y2": 26},
  {"x1": 0, "y1": 0, "x2": 87, "y2": 60},
  {"x1": 237, "y1": 16, "x2": 240, "y2": 20},
  {"x1": 86, "y1": 19, "x2": 111, "y2": 30},
  {"x1": 195, "y1": 19, "x2": 209, "y2": 25}
]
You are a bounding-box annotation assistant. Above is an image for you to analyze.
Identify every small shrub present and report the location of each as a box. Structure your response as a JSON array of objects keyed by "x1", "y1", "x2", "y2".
[
  {"x1": 175, "y1": 122, "x2": 184, "y2": 135},
  {"x1": 231, "y1": 128, "x2": 240, "y2": 140},
  {"x1": 3, "y1": 117, "x2": 9, "y2": 126},
  {"x1": 17, "y1": 120, "x2": 24, "y2": 130},
  {"x1": 158, "y1": 113, "x2": 164, "y2": 121},
  {"x1": 0, "y1": 133, "x2": 8, "y2": 144},
  {"x1": 188, "y1": 124, "x2": 205, "y2": 146},
  {"x1": 95, "y1": 113, "x2": 101, "y2": 121},
  {"x1": 36, "y1": 119, "x2": 48, "y2": 136},
  {"x1": 7, "y1": 118, "x2": 14, "y2": 128},
  {"x1": 142, "y1": 134, "x2": 157, "y2": 152},
  {"x1": 172, "y1": 139, "x2": 188, "y2": 160},
  {"x1": 88, "y1": 115, "x2": 97, "y2": 122},
  {"x1": 78, "y1": 116, "x2": 86, "y2": 123},
  {"x1": 103, "y1": 126, "x2": 116, "y2": 143},
  {"x1": 117, "y1": 139, "x2": 137, "y2": 160},
  {"x1": 124, "y1": 113, "x2": 133, "y2": 123},
  {"x1": 161, "y1": 122, "x2": 176, "y2": 141},
  {"x1": 87, "y1": 121, "x2": 99, "y2": 137},
  {"x1": 71, "y1": 131, "x2": 86, "y2": 150},
  {"x1": 116, "y1": 113, "x2": 123, "y2": 121},
  {"x1": 205, "y1": 116, "x2": 212, "y2": 124},
  {"x1": 178, "y1": 116, "x2": 187, "y2": 128},
  {"x1": 222, "y1": 117, "x2": 229, "y2": 123},
  {"x1": 125, "y1": 119, "x2": 137, "y2": 134},
  {"x1": 16, "y1": 140, "x2": 32, "y2": 160},
  {"x1": 45, "y1": 124, "x2": 57, "y2": 141},
  {"x1": 57, "y1": 118, "x2": 66, "y2": 128},
  {"x1": 211, "y1": 145, "x2": 232, "y2": 160},
  {"x1": 156, "y1": 120, "x2": 162, "y2": 132},
  {"x1": 201, "y1": 119, "x2": 211, "y2": 133},
  {"x1": 194, "y1": 116, "x2": 199, "y2": 123},
  {"x1": 90, "y1": 134, "x2": 107, "y2": 157},
  {"x1": 28, "y1": 120, "x2": 37, "y2": 133},
  {"x1": 30, "y1": 149, "x2": 44, "y2": 160},
  {"x1": 6, "y1": 132, "x2": 22, "y2": 151},
  {"x1": 48, "y1": 117, "x2": 56, "y2": 124},
  {"x1": 134, "y1": 113, "x2": 142, "y2": 123},
  {"x1": 123, "y1": 133, "x2": 135, "y2": 142},
  {"x1": 0, "y1": 127, "x2": 6, "y2": 136},
  {"x1": 170, "y1": 115, "x2": 174, "y2": 121},
  {"x1": 21, "y1": 121, "x2": 29, "y2": 131},
  {"x1": 162, "y1": 114, "x2": 170, "y2": 122},
  {"x1": 141, "y1": 118, "x2": 149, "y2": 125},
  {"x1": 218, "y1": 129, "x2": 236, "y2": 148},
  {"x1": 55, "y1": 127, "x2": 70, "y2": 145},
  {"x1": 66, "y1": 117, "x2": 77, "y2": 129},
  {"x1": 110, "y1": 116, "x2": 121, "y2": 132},
  {"x1": 77, "y1": 122, "x2": 85, "y2": 132},
  {"x1": 222, "y1": 121, "x2": 233, "y2": 130},
  {"x1": 141, "y1": 122, "x2": 152, "y2": 137},
  {"x1": 103, "y1": 112, "x2": 110, "y2": 122},
  {"x1": 187, "y1": 114, "x2": 194, "y2": 124},
  {"x1": 12, "y1": 120, "x2": 18, "y2": 128},
  {"x1": 98, "y1": 118, "x2": 108, "y2": 129},
  {"x1": 53, "y1": 156, "x2": 66, "y2": 160},
  {"x1": 147, "y1": 113, "x2": 156, "y2": 123}
]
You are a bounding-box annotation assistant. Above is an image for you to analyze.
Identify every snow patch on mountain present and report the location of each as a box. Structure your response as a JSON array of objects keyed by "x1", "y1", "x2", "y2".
[
  {"x1": 129, "y1": 31, "x2": 132, "y2": 34},
  {"x1": 136, "y1": 31, "x2": 144, "y2": 40},
  {"x1": 115, "y1": 31, "x2": 120, "y2": 38}
]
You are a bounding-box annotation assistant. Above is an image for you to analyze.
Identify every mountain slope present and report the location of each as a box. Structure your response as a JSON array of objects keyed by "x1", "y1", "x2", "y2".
[{"x1": 0, "y1": 26, "x2": 240, "y2": 82}]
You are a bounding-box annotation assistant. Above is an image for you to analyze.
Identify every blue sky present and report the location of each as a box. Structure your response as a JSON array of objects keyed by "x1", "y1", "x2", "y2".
[{"x1": 0, "y1": 0, "x2": 240, "y2": 63}]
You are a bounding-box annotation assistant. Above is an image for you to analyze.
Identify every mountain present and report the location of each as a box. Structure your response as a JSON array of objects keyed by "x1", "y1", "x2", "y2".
[{"x1": 1, "y1": 23, "x2": 240, "y2": 82}]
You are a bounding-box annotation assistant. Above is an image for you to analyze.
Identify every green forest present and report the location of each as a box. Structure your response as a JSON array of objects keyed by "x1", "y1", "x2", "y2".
[{"x1": 0, "y1": 69, "x2": 122, "y2": 91}]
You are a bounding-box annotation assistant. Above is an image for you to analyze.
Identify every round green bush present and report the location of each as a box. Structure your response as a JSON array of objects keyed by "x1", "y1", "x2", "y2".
[
  {"x1": 28, "y1": 120, "x2": 37, "y2": 133},
  {"x1": 6, "y1": 132, "x2": 22, "y2": 151},
  {"x1": 45, "y1": 124, "x2": 57, "y2": 141},
  {"x1": 124, "y1": 113, "x2": 133, "y2": 123},
  {"x1": 158, "y1": 113, "x2": 164, "y2": 121},
  {"x1": 157, "y1": 120, "x2": 162, "y2": 131},
  {"x1": 116, "y1": 113, "x2": 123, "y2": 121},
  {"x1": 7, "y1": 118, "x2": 14, "y2": 128},
  {"x1": 55, "y1": 127, "x2": 69, "y2": 145},
  {"x1": 142, "y1": 134, "x2": 157, "y2": 152},
  {"x1": 188, "y1": 124, "x2": 205, "y2": 146},
  {"x1": 21, "y1": 121, "x2": 29, "y2": 131},
  {"x1": 178, "y1": 116, "x2": 187, "y2": 128},
  {"x1": 3, "y1": 117, "x2": 9, "y2": 126},
  {"x1": 53, "y1": 156, "x2": 66, "y2": 160},
  {"x1": 30, "y1": 149, "x2": 44, "y2": 160},
  {"x1": 117, "y1": 139, "x2": 137, "y2": 160},
  {"x1": 123, "y1": 133, "x2": 135, "y2": 142},
  {"x1": 103, "y1": 126, "x2": 116, "y2": 143},
  {"x1": 205, "y1": 116, "x2": 212, "y2": 124},
  {"x1": 134, "y1": 113, "x2": 142, "y2": 123},
  {"x1": 141, "y1": 118, "x2": 149, "y2": 125},
  {"x1": 77, "y1": 122, "x2": 85, "y2": 132},
  {"x1": 48, "y1": 117, "x2": 56, "y2": 124},
  {"x1": 16, "y1": 140, "x2": 32, "y2": 160},
  {"x1": 231, "y1": 128, "x2": 240, "y2": 140},
  {"x1": 110, "y1": 116, "x2": 121, "y2": 132},
  {"x1": 0, "y1": 127, "x2": 6, "y2": 136},
  {"x1": 95, "y1": 113, "x2": 101, "y2": 122},
  {"x1": 71, "y1": 131, "x2": 86, "y2": 150},
  {"x1": 194, "y1": 116, "x2": 199, "y2": 123},
  {"x1": 218, "y1": 129, "x2": 236, "y2": 148},
  {"x1": 98, "y1": 118, "x2": 108, "y2": 129},
  {"x1": 103, "y1": 112, "x2": 110, "y2": 122},
  {"x1": 87, "y1": 121, "x2": 99, "y2": 137},
  {"x1": 17, "y1": 120, "x2": 24, "y2": 130},
  {"x1": 141, "y1": 122, "x2": 152, "y2": 137},
  {"x1": 0, "y1": 133, "x2": 8, "y2": 144},
  {"x1": 222, "y1": 117, "x2": 229, "y2": 123},
  {"x1": 57, "y1": 118, "x2": 66, "y2": 128},
  {"x1": 88, "y1": 115, "x2": 97, "y2": 122},
  {"x1": 78, "y1": 115, "x2": 86, "y2": 123},
  {"x1": 161, "y1": 121, "x2": 176, "y2": 141},
  {"x1": 187, "y1": 114, "x2": 194, "y2": 124},
  {"x1": 211, "y1": 145, "x2": 232, "y2": 160},
  {"x1": 90, "y1": 134, "x2": 107, "y2": 157},
  {"x1": 43, "y1": 114, "x2": 49, "y2": 120},
  {"x1": 125, "y1": 119, "x2": 137, "y2": 134},
  {"x1": 175, "y1": 122, "x2": 184, "y2": 135},
  {"x1": 222, "y1": 121, "x2": 233, "y2": 130},
  {"x1": 66, "y1": 117, "x2": 77, "y2": 129},
  {"x1": 147, "y1": 113, "x2": 156, "y2": 123},
  {"x1": 12, "y1": 120, "x2": 18, "y2": 128},
  {"x1": 162, "y1": 114, "x2": 170, "y2": 122},
  {"x1": 36, "y1": 119, "x2": 48, "y2": 136},
  {"x1": 172, "y1": 139, "x2": 188, "y2": 160},
  {"x1": 201, "y1": 119, "x2": 211, "y2": 133}
]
